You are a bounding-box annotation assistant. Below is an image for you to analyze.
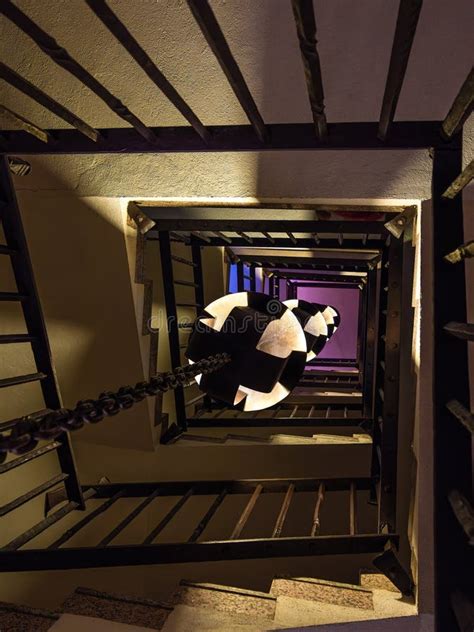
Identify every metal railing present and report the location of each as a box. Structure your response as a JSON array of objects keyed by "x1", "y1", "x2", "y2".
[{"x1": 0, "y1": 477, "x2": 397, "y2": 575}]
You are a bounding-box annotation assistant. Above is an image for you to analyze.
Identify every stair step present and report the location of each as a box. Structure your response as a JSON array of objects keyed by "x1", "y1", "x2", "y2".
[
  {"x1": 269, "y1": 433, "x2": 371, "y2": 445},
  {"x1": 359, "y1": 570, "x2": 401, "y2": 593},
  {"x1": 310, "y1": 433, "x2": 372, "y2": 444},
  {"x1": 0, "y1": 600, "x2": 59, "y2": 631},
  {"x1": 172, "y1": 581, "x2": 276, "y2": 620},
  {"x1": 270, "y1": 576, "x2": 374, "y2": 610},
  {"x1": 269, "y1": 434, "x2": 320, "y2": 445},
  {"x1": 61, "y1": 587, "x2": 172, "y2": 630}
]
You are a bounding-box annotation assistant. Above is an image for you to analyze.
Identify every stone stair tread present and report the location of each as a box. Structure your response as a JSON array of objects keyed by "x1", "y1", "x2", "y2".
[
  {"x1": 310, "y1": 433, "x2": 372, "y2": 444},
  {"x1": 265, "y1": 433, "x2": 372, "y2": 445},
  {"x1": 270, "y1": 434, "x2": 320, "y2": 444},
  {"x1": 359, "y1": 570, "x2": 401, "y2": 593},
  {"x1": 172, "y1": 581, "x2": 276, "y2": 621},
  {"x1": 61, "y1": 586, "x2": 172, "y2": 630},
  {"x1": 0, "y1": 601, "x2": 59, "y2": 631},
  {"x1": 273, "y1": 593, "x2": 416, "y2": 628},
  {"x1": 271, "y1": 576, "x2": 374, "y2": 610}
]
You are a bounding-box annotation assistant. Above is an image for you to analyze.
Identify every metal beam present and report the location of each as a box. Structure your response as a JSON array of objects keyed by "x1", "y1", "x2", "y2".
[
  {"x1": 150, "y1": 237, "x2": 386, "y2": 250},
  {"x1": 0, "y1": 0, "x2": 155, "y2": 143},
  {"x1": 378, "y1": 0, "x2": 423, "y2": 140},
  {"x1": 0, "y1": 121, "x2": 457, "y2": 155},
  {"x1": 187, "y1": 417, "x2": 363, "y2": 428},
  {"x1": 290, "y1": 282, "x2": 360, "y2": 290},
  {"x1": 147, "y1": 219, "x2": 387, "y2": 233},
  {"x1": 291, "y1": 0, "x2": 327, "y2": 139},
  {"x1": 244, "y1": 258, "x2": 376, "y2": 271},
  {"x1": 137, "y1": 201, "x2": 406, "y2": 214},
  {"x1": 441, "y1": 67, "x2": 474, "y2": 139},
  {"x1": 158, "y1": 231, "x2": 187, "y2": 429},
  {"x1": 273, "y1": 272, "x2": 366, "y2": 282},
  {"x1": 0, "y1": 63, "x2": 100, "y2": 142},
  {"x1": 362, "y1": 267, "x2": 379, "y2": 418},
  {"x1": 0, "y1": 104, "x2": 50, "y2": 144},
  {"x1": 444, "y1": 321, "x2": 474, "y2": 341},
  {"x1": 85, "y1": 0, "x2": 209, "y2": 143},
  {"x1": 442, "y1": 159, "x2": 474, "y2": 199},
  {"x1": 186, "y1": 0, "x2": 267, "y2": 143},
  {"x1": 0, "y1": 534, "x2": 396, "y2": 571},
  {"x1": 378, "y1": 237, "x2": 403, "y2": 532},
  {"x1": 89, "y1": 478, "x2": 372, "y2": 497}
]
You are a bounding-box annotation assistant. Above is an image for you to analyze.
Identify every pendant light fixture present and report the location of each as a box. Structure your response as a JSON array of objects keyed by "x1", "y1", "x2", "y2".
[{"x1": 186, "y1": 292, "x2": 307, "y2": 411}]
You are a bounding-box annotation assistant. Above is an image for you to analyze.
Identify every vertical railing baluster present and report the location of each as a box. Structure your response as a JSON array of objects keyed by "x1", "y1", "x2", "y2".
[
  {"x1": 230, "y1": 484, "x2": 262, "y2": 539},
  {"x1": 98, "y1": 487, "x2": 161, "y2": 546},
  {"x1": 272, "y1": 484, "x2": 295, "y2": 538},
  {"x1": 188, "y1": 488, "x2": 228, "y2": 542},
  {"x1": 159, "y1": 231, "x2": 187, "y2": 431},
  {"x1": 311, "y1": 482, "x2": 325, "y2": 536},
  {"x1": 191, "y1": 241, "x2": 205, "y2": 307},
  {"x1": 236, "y1": 261, "x2": 244, "y2": 292},
  {"x1": 143, "y1": 488, "x2": 194, "y2": 544},
  {"x1": 350, "y1": 482, "x2": 358, "y2": 534}
]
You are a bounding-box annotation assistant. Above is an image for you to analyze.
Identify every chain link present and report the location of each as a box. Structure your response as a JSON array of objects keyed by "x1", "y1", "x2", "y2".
[{"x1": 0, "y1": 353, "x2": 230, "y2": 460}]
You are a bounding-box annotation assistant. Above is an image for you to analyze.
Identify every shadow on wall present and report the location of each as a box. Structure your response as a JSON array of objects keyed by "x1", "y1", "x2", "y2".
[
  {"x1": 3, "y1": 162, "x2": 153, "y2": 451},
  {"x1": 251, "y1": 0, "x2": 472, "y2": 201}
]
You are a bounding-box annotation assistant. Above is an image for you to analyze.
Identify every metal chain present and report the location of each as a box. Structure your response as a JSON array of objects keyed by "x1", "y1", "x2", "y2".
[{"x1": 0, "y1": 353, "x2": 230, "y2": 460}]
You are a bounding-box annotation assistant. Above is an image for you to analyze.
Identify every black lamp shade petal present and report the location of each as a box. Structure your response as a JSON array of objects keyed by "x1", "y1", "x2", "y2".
[{"x1": 186, "y1": 292, "x2": 307, "y2": 411}]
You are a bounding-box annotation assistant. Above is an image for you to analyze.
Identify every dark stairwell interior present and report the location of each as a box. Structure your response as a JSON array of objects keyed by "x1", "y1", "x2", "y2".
[{"x1": 0, "y1": 0, "x2": 472, "y2": 630}]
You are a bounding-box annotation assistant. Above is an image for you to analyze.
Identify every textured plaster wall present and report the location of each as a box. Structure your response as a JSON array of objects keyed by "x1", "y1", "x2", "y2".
[
  {"x1": 0, "y1": 191, "x2": 154, "y2": 450},
  {"x1": 0, "y1": 0, "x2": 472, "y2": 200}
]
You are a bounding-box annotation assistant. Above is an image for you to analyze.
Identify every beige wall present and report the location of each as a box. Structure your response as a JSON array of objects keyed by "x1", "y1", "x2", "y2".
[{"x1": 10, "y1": 192, "x2": 154, "y2": 451}]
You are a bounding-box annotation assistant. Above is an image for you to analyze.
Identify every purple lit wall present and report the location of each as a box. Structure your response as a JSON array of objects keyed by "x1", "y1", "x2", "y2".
[
  {"x1": 296, "y1": 285, "x2": 360, "y2": 360},
  {"x1": 228, "y1": 265, "x2": 360, "y2": 360}
]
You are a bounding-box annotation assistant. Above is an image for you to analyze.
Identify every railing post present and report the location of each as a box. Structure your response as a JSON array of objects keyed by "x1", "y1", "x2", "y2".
[
  {"x1": 362, "y1": 267, "x2": 378, "y2": 418},
  {"x1": 378, "y1": 236, "x2": 403, "y2": 533},
  {"x1": 432, "y1": 145, "x2": 472, "y2": 630},
  {"x1": 158, "y1": 231, "x2": 187, "y2": 430}
]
